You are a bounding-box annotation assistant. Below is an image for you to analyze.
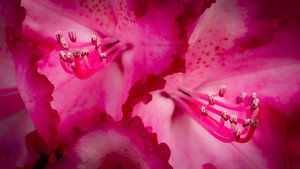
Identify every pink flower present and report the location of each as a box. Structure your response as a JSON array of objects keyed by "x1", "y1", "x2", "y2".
[
  {"x1": 1, "y1": 0, "x2": 213, "y2": 168},
  {"x1": 132, "y1": 0, "x2": 300, "y2": 169},
  {"x1": 1, "y1": 0, "x2": 300, "y2": 169}
]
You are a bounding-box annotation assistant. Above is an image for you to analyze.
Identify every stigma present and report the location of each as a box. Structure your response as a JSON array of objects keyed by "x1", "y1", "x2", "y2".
[
  {"x1": 55, "y1": 30, "x2": 129, "y2": 79},
  {"x1": 171, "y1": 86, "x2": 261, "y2": 143}
]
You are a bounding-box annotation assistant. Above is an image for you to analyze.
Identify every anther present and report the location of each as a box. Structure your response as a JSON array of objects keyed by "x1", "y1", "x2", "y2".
[
  {"x1": 243, "y1": 119, "x2": 251, "y2": 127},
  {"x1": 208, "y1": 93, "x2": 215, "y2": 105},
  {"x1": 59, "y1": 51, "x2": 67, "y2": 61},
  {"x1": 201, "y1": 106, "x2": 208, "y2": 115},
  {"x1": 68, "y1": 30, "x2": 77, "y2": 42},
  {"x1": 91, "y1": 35, "x2": 98, "y2": 45},
  {"x1": 95, "y1": 43, "x2": 101, "y2": 49},
  {"x1": 60, "y1": 37, "x2": 69, "y2": 49},
  {"x1": 248, "y1": 92, "x2": 257, "y2": 105},
  {"x1": 219, "y1": 85, "x2": 226, "y2": 97},
  {"x1": 81, "y1": 49, "x2": 89, "y2": 57},
  {"x1": 249, "y1": 118, "x2": 259, "y2": 128},
  {"x1": 55, "y1": 31, "x2": 63, "y2": 43},
  {"x1": 236, "y1": 92, "x2": 246, "y2": 104},
  {"x1": 250, "y1": 98, "x2": 260, "y2": 112},
  {"x1": 230, "y1": 115, "x2": 237, "y2": 124},
  {"x1": 235, "y1": 129, "x2": 241, "y2": 140},
  {"x1": 221, "y1": 111, "x2": 228, "y2": 121},
  {"x1": 72, "y1": 50, "x2": 81, "y2": 58},
  {"x1": 66, "y1": 52, "x2": 73, "y2": 63},
  {"x1": 100, "y1": 53, "x2": 107, "y2": 63}
]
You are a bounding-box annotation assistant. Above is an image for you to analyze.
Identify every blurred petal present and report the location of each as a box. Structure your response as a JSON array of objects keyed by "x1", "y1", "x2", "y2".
[
  {"x1": 25, "y1": 110, "x2": 173, "y2": 169},
  {"x1": 0, "y1": 110, "x2": 34, "y2": 169},
  {"x1": 0, "y1": 88, "x2": 25, "y2": 120}
]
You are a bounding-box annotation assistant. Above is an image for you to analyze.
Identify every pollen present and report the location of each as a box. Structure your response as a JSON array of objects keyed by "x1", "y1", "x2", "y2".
[{"x1": 55, "y1": 30, "x2": 129, "y2": 79}]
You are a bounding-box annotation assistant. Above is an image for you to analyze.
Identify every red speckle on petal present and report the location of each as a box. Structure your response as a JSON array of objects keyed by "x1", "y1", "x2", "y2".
[
  {"x1": 215, "y1": 45, "x2": 220, "y2": 51},
  {"x1": 128, "y1": 0, "x2": 148, "y2": 18},
  {"x1": 202, "y1": 163, "x2": 218, "y2": 169}
]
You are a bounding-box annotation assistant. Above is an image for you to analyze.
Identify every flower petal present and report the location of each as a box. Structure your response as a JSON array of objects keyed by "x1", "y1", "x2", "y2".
[
  {"x1": 35, "y1": 111, "x2": 173, "y2": 169},
  {"x1": 0, "y1": 88, "x2": 25, "y2": 120},
  {"x1": 138, "y1": 0, "x2": 300, "y2": 168},
  {"x1": 181, "y1": 0, "x2": 300, "y2": 88},
  {"x1": 0, "y1": 110, "x2": 34, "y2": 169},
  {"x1": 4, "y1": 0, "x2": 60, "y2": 148}
]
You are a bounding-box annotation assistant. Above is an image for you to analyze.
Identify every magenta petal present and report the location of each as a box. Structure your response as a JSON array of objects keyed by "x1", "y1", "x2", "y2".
[
  {"x1": 8, "y1": 36, "x2": 61, "y2": 150},
  {"x1": 44, "y1": 111, "x2": 172, "y2": 169},
  {"x1": 0, "y1": 110, "x2": 34, "y2": 169},
  {"x1": 183, "y1": 0, "x2": 300, "y2": 87},
  {"x1": 5, "y1": 8, "x2": 60, "y2": 151},
  {"x1": 135, "y1": 0, "x2": 300, "y2": 168},
  {"x1": 0, "y1": 88, "x2": 25, "y2": 120}
]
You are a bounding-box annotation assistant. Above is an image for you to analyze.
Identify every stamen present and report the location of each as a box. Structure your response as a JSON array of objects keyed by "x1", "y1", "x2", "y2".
[
  {"x1": 72, "y1": 50, "x2": 81, "y2": 58},
  {"x1": 236, "y1": 92, "x2": 246, "y2": 104},
  {"x1": 201, "y1": 106, "x2": 208, "y2": 115},
  {"x1": 229, "y1": 115, "x2": 237, "y2": 124},
  {"x1": 249, "y1": 118, "x2": 259, "y2": 127},
  {"x1": 66, "y1": 51, "x2": 73, "y2": 63},
  {"x1": 243, "y1": 118, "x2": 251, "y2": 127},
  {"x1": 221, "y1": 111, "x2": 228, "y2": 121},
  {"x1": 250, "y1": 98, "x2": 259, "y2": 112},
  {"x1": 60, "y1": 37, "x2": 69, "y2": 49},
  {"x1": 56, "y1": 31, "x2": 63, "y2": 43},
  {"x1": 91, "y1": 34, "x2": 98, "y2": 45},
  {"x1": 100, "y1": 53, "x2": 107, "y2": 64},
  {"x1": 59, "y1": 51, "x2": 67, "y2": 61},
  {"x1": 208, "y1": 93, "x2": 215, "y2": 105},
  {"x1": 219, "y1": 85, "x2": 226, "y2": 97},
  {"x1": 235, "y1": 129, "x2": 241, "y2": 140},
  {"x1": 68, "y1": 30, "x2": 77, "y2": 42},
  {"x1": 248, "y1": 92, "x2": 257, "y2": 105},
  {"x1": 170, "y1": 86, "x2": 261, "y2": 143},
  {"x1": 55, "y1": 31, "x2": 130, "y2": 79}
]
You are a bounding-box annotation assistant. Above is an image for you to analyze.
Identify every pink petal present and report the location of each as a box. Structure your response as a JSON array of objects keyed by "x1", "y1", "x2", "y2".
[
  {"x1": 0, "y1": 88, "x2": 25, "y2": 120},
  {"x1": 0, "y1": 3, "x2": 25, "y2": 119},
  {"x1": 0, "y1": 110, "x2": 34, "y2": 169},
  {"x1": 31, "y1": 111, "x2": 173, "y2": 169},
  {"x1": 136, "y1": 0, "x2": 300, "y2": 168},
  {"x1": 181, "y1": 0, "x2": 300, "y2": 88},
  {"x1": 4, "y1": 0, "x2": 60, "y2": 148}
]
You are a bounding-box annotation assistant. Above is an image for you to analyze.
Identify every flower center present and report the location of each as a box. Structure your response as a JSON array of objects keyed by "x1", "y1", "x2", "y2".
[
  {"x1": 169, "y1": 85, "x2": 261, "y2": 143},
  {"x1": 55, "y1": 30, "x2": 129, "y2": 79}
]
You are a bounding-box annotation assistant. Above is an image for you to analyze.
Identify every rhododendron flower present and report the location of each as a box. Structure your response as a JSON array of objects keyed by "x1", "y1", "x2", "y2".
[
  {"x1": 132, "y1": 1, "x2": 300, "y2": 169},
  {"x1": 1, "y1": 0, "x2": 300, "y2": 169}
]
